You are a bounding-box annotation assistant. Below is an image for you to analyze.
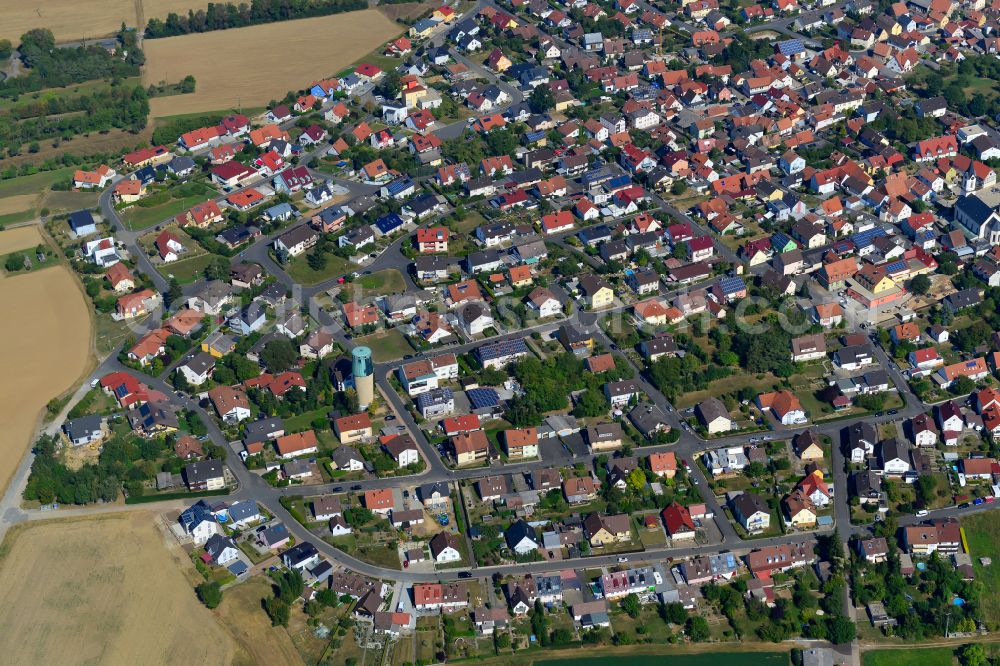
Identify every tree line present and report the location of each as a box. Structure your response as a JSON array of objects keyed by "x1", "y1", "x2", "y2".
[
  {"x1": 24, "y1": 433, "x2": 160, "y2": 505},
  {"x1": 144, "y1": 0, "x2": 368, "y2": 38},
  {"x1": 0, "y1": 85, "x2": 149, "y2": 156},
  {"x1": 0, "y1": 28, "x2": 142, "y2": 98}
]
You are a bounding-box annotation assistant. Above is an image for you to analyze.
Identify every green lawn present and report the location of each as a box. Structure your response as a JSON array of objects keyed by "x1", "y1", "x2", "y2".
[
  {"x1": 0, "y1": 248, "x2": 60, "y2": 274},
  {"x1": 285, "y1": 252, "x2": 352, "y2": 285},
  {"x1": 326, "y1": 532, "x2": 401, "y2": 570},
  {"x1": 0, "y1": 167, "x2": 77, "y2": 199},
  {"x1": 862, "y1": 647, "x2": 954, "y2": 666},
  {"x1": 0, "y1": 210, "x2": 37, "y2": 226},
  {"x1": 963, "y1": 513, "x2": 1000, "y2": 629},
  {"x1": 95, "y1": 314, "x2": 135, "y2": 355},
  {"x1": 672, "y1": 372, "x2": 782, "y2": 409},
  {"x1": 160, "y1": 253, "x2": 217, "y2": 285},
  {"x1": 151, "y1": 107, "x2": 265, "y2": 123},
  {"x1": 121, "y1": 183, "x2": 215, "y2": 230},
  {"x1": 453, "y1": 210, "x2": 488, "y2": 235},
  {"x1": 343, "y1": 269, "x2": 407, "y2": 300},
  {"x1": 353, "y1": 328, "x2": 414, "y2": 362},
  {"x1": 284, "y1": 407, "x2": 331, "y2": 433}
]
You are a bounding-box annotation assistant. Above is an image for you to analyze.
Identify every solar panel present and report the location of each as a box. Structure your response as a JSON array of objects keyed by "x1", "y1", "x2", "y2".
[{"x1": 468, "y1": 388, "x2": 500, "y2": 409}]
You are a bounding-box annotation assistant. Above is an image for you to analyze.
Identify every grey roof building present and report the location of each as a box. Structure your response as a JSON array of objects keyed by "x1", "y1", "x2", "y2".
[
  {"x1": 628, "y1": 402, "x2": 669, "y2": 439},
  {"x1": 63, "y1": 414, "x2": 104, "y2": 446}
]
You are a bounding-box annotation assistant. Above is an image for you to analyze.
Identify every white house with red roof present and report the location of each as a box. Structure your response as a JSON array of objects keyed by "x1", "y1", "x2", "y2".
[
  {"x1": 155, "y1": 230, "x2": 184, "y2": 263},
  {"x1": 908, "y1": 347, "x2": 943, "y2": 377}
]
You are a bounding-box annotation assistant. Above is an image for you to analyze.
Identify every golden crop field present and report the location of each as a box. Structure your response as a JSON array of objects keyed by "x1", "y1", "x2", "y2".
[
  {"x1": 144, "y1": 9, "x2": 402, "y2": 116},
  {"x1": 0, "y1": 513, "x2": 237, "y2": 665},
  {"x1": 0, "y1": 226, "x2": 93, "y2": 494},
  {"x1": 0, "y1": 1, "x2": 201, "y2": 42},
  {"x1": 0, "y1": 224, "x2": 45, "y2": 253}
]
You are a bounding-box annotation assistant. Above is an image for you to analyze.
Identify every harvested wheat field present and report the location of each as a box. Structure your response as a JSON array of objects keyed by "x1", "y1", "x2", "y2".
[
  {"x1": 0, "y1": 241, "x2": 91, "y2": 492},
  {"x1": 0, "y1": 224, "x2": 44, "y2": 253},
  {"x1": 0, "y1": 0, "x2": 200, "y2": 42},
  {"x1": 145, "y1": 10, "x2": 401, "y2": 116},
  {"x1": 0, "y1": 513, "x2": 237, "y2": 666},
  {"x1": 378, "y1": 1, "x2": 438, "y2": 21},
  {"x1": 0, "y1": 194, "x2": 40, "y2": 217}
]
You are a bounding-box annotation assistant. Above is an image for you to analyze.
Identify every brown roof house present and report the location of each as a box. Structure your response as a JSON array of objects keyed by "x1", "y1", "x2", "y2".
[
  {"x1": 450, "y1": 430, "x2": 490, "y2": 466},
  {"x1": 583, "y1": 512, "x2": 632, "y2": 547}
]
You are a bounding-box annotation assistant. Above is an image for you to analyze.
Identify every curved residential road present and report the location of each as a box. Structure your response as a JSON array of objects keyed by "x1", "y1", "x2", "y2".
[
  {"x1": 21, "y1": 9, "x2": 984, "y2": 598},
  {"x1": 99, "y1": 185, "x2": 170, "y2": 293}
]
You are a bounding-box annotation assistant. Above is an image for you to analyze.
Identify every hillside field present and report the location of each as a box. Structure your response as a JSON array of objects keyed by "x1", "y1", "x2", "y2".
[
  {"x1": 0, "y1": 1, "x2": 201, "y2": 42},
  {"x1": 144, "y1": 10, "x2": 401, "y2": 116},
  {"x1": 0, "y1": 513, "x2": 237, "y2": 665}
]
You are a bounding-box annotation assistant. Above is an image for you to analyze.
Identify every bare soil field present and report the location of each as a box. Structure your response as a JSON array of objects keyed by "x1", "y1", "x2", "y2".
[
  {"x1": 216, "y1": 577, "x2": 305, "y2": 666},
  {"x1": 144, "y1": 10, "x2": 401, "y2": 116},
  {"x1": 0, "y1": 513, "x2": 237, "y2": 666},
  {"x1": 0, "y1": 239, "x2": 92, "y2": 493},
  {"x1": 0, "y1": 0, "x2": 203, "y2": 42}
]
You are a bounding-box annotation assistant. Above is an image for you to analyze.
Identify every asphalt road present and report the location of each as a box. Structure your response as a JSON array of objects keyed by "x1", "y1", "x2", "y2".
[{"x1": 30, "y1": 0, "x2": 999, "y2": 615}]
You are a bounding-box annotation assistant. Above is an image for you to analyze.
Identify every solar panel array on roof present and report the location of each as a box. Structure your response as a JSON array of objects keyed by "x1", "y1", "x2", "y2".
[
  {"x1": 375, "y1": 213, "x2": 404, "y2": 234},
  {"x1": 719, "y1": 276, "x2": 746, "y2": 294},
  {"x1": 386, "y1": 177, "x2": 414, "y2": 196},
  {"x1": 581, "y1": 168, "x2": 613, "y2": 188},
  {"x1": 468, "y1": 388, "x2": 500, "y2": 409},
  {"x1": 607, "y1": 175, "x2": 632, "y2": 190},
  {"x1": 478, "y1": 337, "x2": 528, "y2": 360},
  {"x1": 777, "y1": 39, "x2": 804, "y2": 56},
  {"x1": 885, "y1": 260, "x2": 906, "y2": 273},
  {"x1": 849, "y1": 227, "x2": 886, "y2": 248}
]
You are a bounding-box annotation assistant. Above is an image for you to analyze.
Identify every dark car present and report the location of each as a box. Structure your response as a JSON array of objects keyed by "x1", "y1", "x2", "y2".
[
  {"x1": 351, "y1": 484, "x2": 362, "y2": 490},
  {"x1": 887, "y1": 409, "x2": 898, "y2": 415},
  {"x1": 458, "y1": 572, "x2": 472, "y2": 578},
  {"x1": 333, "y1": 486, "x2": 343, "y2": 492}
]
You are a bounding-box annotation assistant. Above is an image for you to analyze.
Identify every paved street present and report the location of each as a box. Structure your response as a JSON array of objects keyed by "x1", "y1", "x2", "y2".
[
  {"x1": 26, "y1": 166, "x2": 968, "y2": 591},
  {"x1": 7, "y1": 9, "x2": 996, "y2": 663}
]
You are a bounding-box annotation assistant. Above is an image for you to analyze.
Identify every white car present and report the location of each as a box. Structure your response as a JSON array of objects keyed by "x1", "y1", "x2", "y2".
[{"x1": 618, "y1": 557, "x2": 629, "y2": 563}]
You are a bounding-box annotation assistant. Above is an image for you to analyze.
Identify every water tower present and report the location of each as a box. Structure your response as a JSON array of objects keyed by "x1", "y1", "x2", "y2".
[{"x1": 352, "y1": 346, "x2": 374, "y2": 409}]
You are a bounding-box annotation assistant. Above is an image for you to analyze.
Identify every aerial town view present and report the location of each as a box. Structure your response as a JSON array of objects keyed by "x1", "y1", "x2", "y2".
[{"x1": 8, "y1": 0, "x2": 1000, "y2": 665}]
